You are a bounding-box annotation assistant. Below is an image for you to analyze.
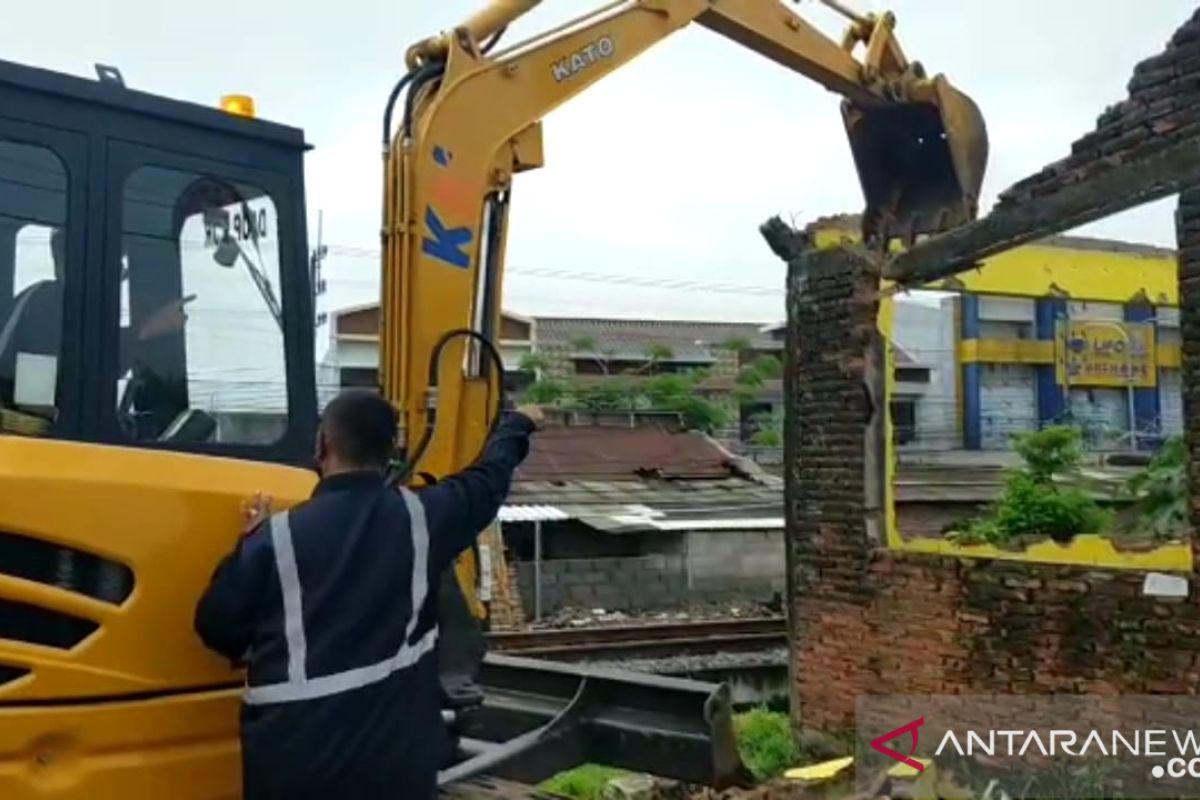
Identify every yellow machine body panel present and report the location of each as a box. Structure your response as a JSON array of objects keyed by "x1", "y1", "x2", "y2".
[{"x1": 0, "y1": 439, "x2": 313, "y2": 798}]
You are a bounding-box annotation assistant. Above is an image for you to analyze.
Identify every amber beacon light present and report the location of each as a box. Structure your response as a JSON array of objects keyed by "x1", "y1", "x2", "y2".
[{"x1": 219, "y1": 94, "x2": 256, "y2": 118}]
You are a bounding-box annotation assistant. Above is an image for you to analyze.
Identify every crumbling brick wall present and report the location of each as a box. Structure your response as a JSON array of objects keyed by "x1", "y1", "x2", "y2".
[
  {"x1": 1178, "y1": 188, "x2": 1200, "y2": 533},
  {"x1": 780, "y1": 8, "x2": 1200, "y2": 731},
  {"x1": 1000, "y1": 9, "x2": 1200, "y2": 209},
  {"x1": 783, "y1": 228, "x2": 1200, "y2": 723}
]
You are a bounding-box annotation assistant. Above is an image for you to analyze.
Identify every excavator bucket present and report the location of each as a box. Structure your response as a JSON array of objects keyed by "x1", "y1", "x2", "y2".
[{"x1": 842, "y1": 75, "x2": 988, "y2": 246}]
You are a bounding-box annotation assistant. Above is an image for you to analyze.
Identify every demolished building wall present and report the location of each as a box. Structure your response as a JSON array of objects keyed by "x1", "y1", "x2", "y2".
[{"x1": 776, "y1": 8, "x2": 1200, "y2": 730}]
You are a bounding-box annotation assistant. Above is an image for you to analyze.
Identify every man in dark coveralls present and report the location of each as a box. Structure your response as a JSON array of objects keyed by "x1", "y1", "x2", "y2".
[{"x1": 194, "y1": 388, "x2": 542, "y2": 798}]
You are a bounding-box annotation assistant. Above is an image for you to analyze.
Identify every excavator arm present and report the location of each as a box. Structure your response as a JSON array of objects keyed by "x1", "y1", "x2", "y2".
[
  {"x1": 383, "y1": 14, "x2": 989, "y2": 765},
  {"x1": 382, "y1": 0, "x2": 988, "y2": 621}
]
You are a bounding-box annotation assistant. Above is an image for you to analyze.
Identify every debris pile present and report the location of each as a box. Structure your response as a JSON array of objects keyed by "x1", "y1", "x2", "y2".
[{"x1": 529, "y1": 599, "x2": 782, "y2": 630}]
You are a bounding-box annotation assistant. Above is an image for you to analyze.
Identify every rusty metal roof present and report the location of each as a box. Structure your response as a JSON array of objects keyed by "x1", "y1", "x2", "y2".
[
  {"x1": 516, "y1": 424, "x2": 738, "y2": 482},
  {"x1": 508, "y1": 423, "x2": 785, "y2": 528}
]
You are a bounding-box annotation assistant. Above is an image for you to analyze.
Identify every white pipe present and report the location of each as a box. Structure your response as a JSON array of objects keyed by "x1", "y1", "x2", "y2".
[{"x1": 534, "y1": 520, "x2": 543, "y2": 622}]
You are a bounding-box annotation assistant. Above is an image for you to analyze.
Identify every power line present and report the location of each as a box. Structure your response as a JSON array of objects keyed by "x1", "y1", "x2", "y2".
[{"x1": 318, "y1": 245, "x2": 783, "y2": 297}]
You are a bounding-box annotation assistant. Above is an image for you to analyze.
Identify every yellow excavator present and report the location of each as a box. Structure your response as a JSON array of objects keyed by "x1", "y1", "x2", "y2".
[{"x1": 0, "y1": 1, "x2": 987, "y2": 797}]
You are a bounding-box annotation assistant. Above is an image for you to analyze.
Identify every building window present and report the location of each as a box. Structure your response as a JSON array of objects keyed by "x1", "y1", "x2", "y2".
[
  {"x1": 119, "y1": 166, "x2": 287, "y2": 444},
  {"x1": 891, "y1": 398, "x2": 918, "y2": 445},
  {"x1": 895, "y1": 367, "x2": 931, "y2": 384},
  {"x1": 340, "y1": 367, "x2": 379, "y2": 389}
]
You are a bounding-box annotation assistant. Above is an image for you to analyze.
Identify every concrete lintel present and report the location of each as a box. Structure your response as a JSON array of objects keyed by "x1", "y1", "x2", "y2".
[{"x1": 885, "y1": 134, "x2": 1200, "y2": 285}]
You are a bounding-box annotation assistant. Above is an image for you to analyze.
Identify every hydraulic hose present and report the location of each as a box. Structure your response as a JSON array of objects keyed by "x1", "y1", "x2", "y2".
[{"x1": 389, "y1": 329, "x2": 506, "y2": 487}]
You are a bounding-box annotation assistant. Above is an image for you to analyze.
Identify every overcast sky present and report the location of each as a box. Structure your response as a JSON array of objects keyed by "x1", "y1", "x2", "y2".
[{"x1": 4, "y1": 0, "x2": 1195, "y2": 325}]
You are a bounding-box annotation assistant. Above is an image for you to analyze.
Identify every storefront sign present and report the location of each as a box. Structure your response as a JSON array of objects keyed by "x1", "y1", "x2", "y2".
[{"x1": 1056, "y1": 320, "x2": 1156, "y2": 388}]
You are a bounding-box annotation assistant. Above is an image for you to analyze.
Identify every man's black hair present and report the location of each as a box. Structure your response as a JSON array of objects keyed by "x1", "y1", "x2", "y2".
[{"x1": 320, "y1": 389, "x2": 398, "y2": 469}]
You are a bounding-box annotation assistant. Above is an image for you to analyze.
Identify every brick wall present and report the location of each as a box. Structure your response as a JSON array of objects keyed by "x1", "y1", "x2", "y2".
[
  {"x1": 1179, "y1": 187, "x2": 1200, "y2": 525},
  {"x1": 777, "y1": 8, "x2": 1200, "y2": 732}
]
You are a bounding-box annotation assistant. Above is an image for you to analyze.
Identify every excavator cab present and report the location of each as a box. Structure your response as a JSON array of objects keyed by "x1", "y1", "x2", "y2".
[{"x1": 843, "y1": 75, "x2": 989, "y2": 245}]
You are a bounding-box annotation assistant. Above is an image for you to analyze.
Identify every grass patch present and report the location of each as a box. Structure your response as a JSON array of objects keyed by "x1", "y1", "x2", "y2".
[
  {"x1": 735, "y1": 708, "x2": 797, "y2": 782},
  {"x1": 539, "y1": 764, "x2": 629, "y2": 799}
]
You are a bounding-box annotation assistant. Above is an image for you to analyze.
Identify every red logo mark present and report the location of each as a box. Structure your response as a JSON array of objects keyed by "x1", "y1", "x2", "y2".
[{"x1": 870, "y1": 717, "x2": 925, "y2": 772}]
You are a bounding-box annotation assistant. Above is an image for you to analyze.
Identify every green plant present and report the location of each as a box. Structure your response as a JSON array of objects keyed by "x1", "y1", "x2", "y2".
[
  {"x1": 569, "y1": 334, "x2": 615, "y2": 375},
  {"x1": 734, "y1": 708, "x2": 797, "y2": 782},
  {"x1": 519, "y1": 352, "x2": 552, "y2": 373},
  {"x1": 523, "y1": 378, "x2": 567, "y2": 405},
  {"x1": 540, "y1": 764, "x2": 629, "y2": 800},
  {"x1": 732, "y1": 353, "x2": 783, "y2": 403},
  {"x1": 572, "y1": 380, "x2": 635, "y2": 411},
  {"x1": 748, "y1": 408, "x2": 784, "y2": 447},
  {"x1": 1124, "y1": 435, "x2": 1188, "y2": 541},
  {"x1": 948, "y1": 426, "x2": 1110, "y2": 546},
  {"x1": 1011, "y1": 425, "x2": 1083, "y2": 482},
  {"x1": 518, "y1": 340, "x2": 735, "y2": 434},
  {"x1": 641, "y1": 343, "x2": 675, "y2": 364}
]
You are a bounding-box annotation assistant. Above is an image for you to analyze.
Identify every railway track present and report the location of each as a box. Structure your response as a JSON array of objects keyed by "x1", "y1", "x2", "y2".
[{"x1": 486, "y1": 616, "x2": 787, "y2": 661}]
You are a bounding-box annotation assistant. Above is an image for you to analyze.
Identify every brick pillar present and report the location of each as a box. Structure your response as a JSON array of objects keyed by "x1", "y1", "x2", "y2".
[
  {"x1": 1176, "y1": 190, "x2": 1200, "y2": 537},
  {"x1": 784, "y1": 240, "x2": 885, "y2": 726}
]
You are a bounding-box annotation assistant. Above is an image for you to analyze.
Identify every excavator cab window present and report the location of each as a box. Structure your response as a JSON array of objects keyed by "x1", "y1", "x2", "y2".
[
  {"x1": 118, "y1": 167, "x2": 287, "y2": 445},
  {"x1": 0, "y1": 137, "x2": 70, "y2": 437}
]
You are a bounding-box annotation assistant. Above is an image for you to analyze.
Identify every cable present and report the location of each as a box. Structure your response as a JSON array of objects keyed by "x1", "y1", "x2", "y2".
[
  {"x1": 481, "y1": 25, "x2": 508, "y2": 55},
  {"x1": 381, "y1": 69, "x2": 419, "y2": 156},
  {"x1": 403, "y1": 63, "x2": 446, "y2": 139}
]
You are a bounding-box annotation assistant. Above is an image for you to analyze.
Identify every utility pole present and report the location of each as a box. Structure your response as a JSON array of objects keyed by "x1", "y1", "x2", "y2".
[{"x1": 311, "y1": 209, "x2": 328, "y2": 332}]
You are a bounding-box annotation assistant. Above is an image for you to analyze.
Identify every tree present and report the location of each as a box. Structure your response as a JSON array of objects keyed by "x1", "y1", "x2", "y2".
[
  {"x1": 639, "y1": 343, "x2": 675, "y2": 375},
  {"x1": 733, "y1": 353, "x2": 783, "y2": 404},
  {"x1": 518, "y1": 339, "x2": 729, "y2": 434},
  {"x1": 518, "y1": 352, "x2": 552, "y2": 374},
  {"x1": 569, "y1": 334, "x2": 614, "y2": 375}
]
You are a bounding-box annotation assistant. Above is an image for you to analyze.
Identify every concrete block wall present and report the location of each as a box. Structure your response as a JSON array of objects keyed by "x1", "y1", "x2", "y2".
[
  {"x1": 779, "y1": 8, "x2": 1200, "y2": 732},
  {"x1": 684, "y1": 530, "x2": 786, "y2": 598},
  {"x1": 515, "y1": 555, "x2": 687, "y2": 615},
  {"x1": 512, "y1": 530, "x2": 789, "y2": 616}
]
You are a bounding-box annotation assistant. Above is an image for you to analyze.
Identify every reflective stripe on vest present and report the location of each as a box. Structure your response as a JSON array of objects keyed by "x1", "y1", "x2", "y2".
[{"x1": 243, "y1": 487, "x2": 438, "y2": 705}]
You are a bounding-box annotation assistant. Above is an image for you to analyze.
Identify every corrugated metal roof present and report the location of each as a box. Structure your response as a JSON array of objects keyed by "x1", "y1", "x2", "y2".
[
  {"x1": 498, "y1": 505, "x2": 570, "y2": 523},
  {"x1": 534, "y1": 317, "x2": 773, "y2": 361},
  {"x1": 646, "y1": 518, "x2": 783, "y2": 531},
  {"x1": 511, "y1": 476, "x2": 782, "y2": 508}
]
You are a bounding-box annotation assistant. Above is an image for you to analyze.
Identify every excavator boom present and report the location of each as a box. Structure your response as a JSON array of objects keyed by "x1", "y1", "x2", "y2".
[
  {"x1": 402, "y1": 0, "x2": 987, "y2": 244},
  {"x1": 383, "y1": 0, "x2": 989, "y2": 586}
]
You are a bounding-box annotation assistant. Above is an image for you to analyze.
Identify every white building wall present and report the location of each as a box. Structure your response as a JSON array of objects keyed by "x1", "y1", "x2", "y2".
[{"x1": 892, "y1": 294, "x2": 958, "y2": 450}]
